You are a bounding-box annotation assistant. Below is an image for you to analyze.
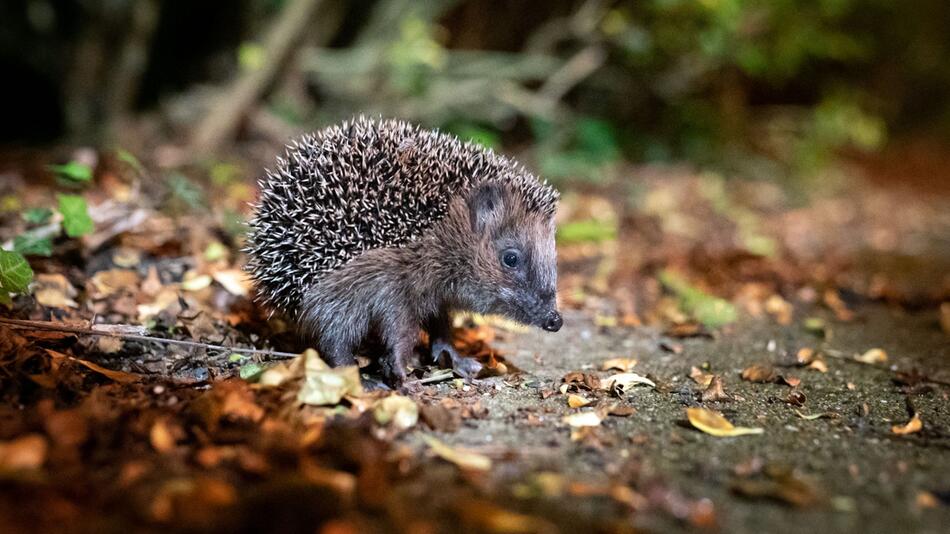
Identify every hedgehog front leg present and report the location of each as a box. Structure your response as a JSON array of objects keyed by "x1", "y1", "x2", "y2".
[
  {"x1": 427, "y1": 312, "x2": 483, "y2": 378},
  {"x1": 379, "y1": 314, "x2": 418, "y2": 389}
]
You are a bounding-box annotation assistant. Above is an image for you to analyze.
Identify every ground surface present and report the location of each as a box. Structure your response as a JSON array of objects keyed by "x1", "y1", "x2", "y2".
[{"x1": 428, "y1": 306, "x2": 950, "y2": 533}]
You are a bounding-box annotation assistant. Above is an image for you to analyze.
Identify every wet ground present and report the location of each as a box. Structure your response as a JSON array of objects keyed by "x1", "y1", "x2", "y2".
[{"x1": 415, "y1": 305, "x2": 950, "y2": 533}]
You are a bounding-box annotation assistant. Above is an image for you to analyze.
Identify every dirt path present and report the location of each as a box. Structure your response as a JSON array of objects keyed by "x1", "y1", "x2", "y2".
[{"x1": 417, "y1": 305, "x2": 950, "y2": 532}]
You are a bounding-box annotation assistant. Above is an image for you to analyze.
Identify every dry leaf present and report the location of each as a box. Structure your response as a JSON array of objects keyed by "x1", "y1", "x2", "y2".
[
  {"x1": 765, "y1": 294, "x2": 793, "y2": 325},
  {"x1": 794, "y1": 410, "x2": 838, "y2": 420},
  {"x1": 212, "y1": 269, "x2": 251, "y2": 297},
  {"x1": 422, "y1": 435, "x2": 491, "y2": 471},
  {"x1": 603, "y1": 372, "x2": 655, "y2": 395},
  {"x1": 34, "y1": 274, "x2": 78, "y2": 309},
  {"x1": 686, "y1": 407, "x2": 764, "y2": 437},
  {"x1": 373, "y1": 395, "x2": 418, "y2": 430},
  {"x1": 0, "y1": 434, "x2": 48, "y2": 470},
  {"x1": 741, "y1": 364, "x2": 777, "y2": 383},
  {"x1": 181, "y1": 272, "x2": 212, "y2": 291},
  {"x1": 701, "y1": 376, "x2": 731, "y2": 402},
  {"x1": 563, "y1": 411, "x2": 603, "y2": 428},
  {"x1": 297, "y1": 349, "x2": 363, "y2": 405},
  {"x1": 150, "y1": 419, "x2": 176, "y2": 453},
  {"x1": 690, "y1": 366, "x2": 715, "y2": 388},
  {"x1": 567, "y1": 394, "x2": 591, "y2": 408},
  {"x1": 891, "y1": 414, "x2": 922, "y2": 435},
  {"x1": 90, "y1": 269, "x2": 139, "y2": 297},
  {"x1": 601, "y1": 358, "x2": 637, "y2": 372},
  {"x1": 855, "y1": 348, "x2": 888, "y2": 364},
  {"x1": 807, "y1": 359, "x2": 828, "y2": 373},
  {"x1": 46, "y1": 349, "x2": 139, "y2": 383}
]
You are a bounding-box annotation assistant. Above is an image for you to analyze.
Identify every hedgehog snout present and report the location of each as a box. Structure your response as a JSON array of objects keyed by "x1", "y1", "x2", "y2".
[{"x1": 541, "y1": 310, "x2": 563, "y2": 332}]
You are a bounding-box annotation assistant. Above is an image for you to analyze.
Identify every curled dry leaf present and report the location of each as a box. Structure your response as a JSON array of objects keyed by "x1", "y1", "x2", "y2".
[
  {"x1": 891, "y1": 414, "x2": 923, "y2": 435},
  {"x1": 807, "y1": 359, "x2": 828, "y2": 373},
  {"x1": 601, "y1": 357, "x2": 638, "y2": 372},
  {"x1": 373, "y1": 395, "x2": 418, "y2": 430},
  {"x1": 603, "y1": 372, "x2": 656, "y2": 395},
  {"x1": 701, "y1": 375, "x2": 731, "y2": 402},
  {"x1": 46, "y1": 349, "x2": 139, "y2": 383},
  {"x1": 794, "y1": 410, "x2": 838, "y2": 421},
  {"x1": 90, "y1": 269, "x2": 140, "y2": 298},
  {"x1": 567, "y1": 394, "x2": 591, "y2": 408},
  {"x1": 855, "y1": 348, "x2": 888, "y2": 364},
  {"x1": 422, "y1": 435, "x2": 491, "y2": 471},
  {"x1": 686, "y1": 407, "x2": 764, "y2": 437},
  {"x1": 785, "y1": 390, "x2": 806, "y2": 407},
  {"x1": 563, "y1": 411, "x2": 603, "y2": 428}
]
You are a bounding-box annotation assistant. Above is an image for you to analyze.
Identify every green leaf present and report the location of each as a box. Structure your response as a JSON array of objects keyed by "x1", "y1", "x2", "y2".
[
  {"x1": 0, "y1": 250, "x2": 34, "y2": 294},
  {"x1": 13, "y1": 233, "x2": 53, "y2": 257},
  {"x1": 116, "y1": 149, "x2": 146, "y2": 175},
  {"x1": 48, "y1": 161, "x2": 93, "y2": 184},
  {"x1": 57, "y1": 194, "x2": 94, "y2": 237},
  {"x1": 659, "y1": 270, "x2": 738, "y2": 328},
  {"x1": 239, "y1": 362, "x2": 265, "y2": 381},
  {"x1": 22, "y1": 207, "x2": 53, "y2": 225},
  {"x1": 557, "y1": 219, "x2": 618, "y2": 244}
]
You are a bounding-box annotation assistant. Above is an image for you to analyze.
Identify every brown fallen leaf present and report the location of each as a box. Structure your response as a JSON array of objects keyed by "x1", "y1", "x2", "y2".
[
  {"x1": 741, "y1": 364, "x2": 777, "y2": 383},
  {"x1": 211, "y1": 269, "x2": 251, "y2": 297},
  {"x1": 34, "y1": 273, "x2": 79, "y2": 309},
  {"x1": 686, "y1": 407, "x2": 764, "y2": 437},
  {"x1": 690, "y1": 366, "x2": 715, "y2": 388},
  {"x1": 807, "y1": 359, "x2": 828, "y2": 373},
  {"x1": 785, "y1": 390, "x2": 806, "y2": 407},
  {"x1": 891, "y1": 413, "x2": 923, "y2": 435},
  {"x1": 0, "y1": 434, "x2": 48, "y2": 470},
  {"x1": 731, "y1": 465, "x2": 821, "y2": 507},
  {"x1": 601, "y1": 357, "x2": 638, "y2": 372},
  {"x1": 605, "y1": 404, "x2": 636, "y2": 417},
  {"x1": 824, "y1": 289, "x2": 855, "y2": 322},
  {"x1": 46, "y1": 349, "x2": 140, "y2": 383},
  {"x1": 701, "y1": 375, "x2": 732, "y2": 402},
  {"x1": 765, "y1": 294, "x2": 793, "y2": 325},
  {"x1": 422, "y1": 435, "x2": 491, "y2": 471},
  {"x1": 420, "y1": 403, "x2": 461, "y2": 433},
  {"x1": 150, "y1": 419, "x2": 177, "y2": 453},
  {"x1": 90, "y1": 268, "x2": 140, "y2": 298}
]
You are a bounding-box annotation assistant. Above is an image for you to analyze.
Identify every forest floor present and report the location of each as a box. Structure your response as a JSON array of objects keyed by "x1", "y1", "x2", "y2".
[{"x1": 0, "y1": 152, "x2": 948, "y2": 533}]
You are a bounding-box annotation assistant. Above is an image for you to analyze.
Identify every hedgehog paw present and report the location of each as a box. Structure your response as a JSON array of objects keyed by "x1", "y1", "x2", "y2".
[{"x1": 432, "y1": 339, "x2": 483, "y2": 378}]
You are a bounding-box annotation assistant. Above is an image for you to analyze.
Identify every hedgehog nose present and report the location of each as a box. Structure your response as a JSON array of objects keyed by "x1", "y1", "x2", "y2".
[{"x1": 542, "y1": 311, "x2": 562, "y2": 332}]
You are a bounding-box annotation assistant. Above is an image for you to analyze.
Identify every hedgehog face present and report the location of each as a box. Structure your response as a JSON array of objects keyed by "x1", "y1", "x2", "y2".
[{"x1": 466, "y1": 183, "x2": 562, "y2": 332}]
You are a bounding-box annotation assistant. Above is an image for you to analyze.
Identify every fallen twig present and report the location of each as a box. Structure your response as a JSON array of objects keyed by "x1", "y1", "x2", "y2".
[{"x1": 0, "y1": 317, "x2": 299, "y2": 361}]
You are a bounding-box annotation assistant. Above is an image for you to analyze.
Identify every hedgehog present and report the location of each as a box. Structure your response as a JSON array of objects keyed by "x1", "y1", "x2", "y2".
[{"x1": 245, "y1": 117, "x2": 562, "y2": 387}]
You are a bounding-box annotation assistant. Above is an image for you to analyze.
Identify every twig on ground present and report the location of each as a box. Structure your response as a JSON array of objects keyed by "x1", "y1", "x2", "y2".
[{"x1": 0, "y1": 317, "x2": 299, "y2": 361}]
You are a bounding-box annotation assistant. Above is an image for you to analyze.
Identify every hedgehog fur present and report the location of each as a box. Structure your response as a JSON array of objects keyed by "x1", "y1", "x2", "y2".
[{"x1": 245, "y1": 117, "x2": 559, "y2": 319}]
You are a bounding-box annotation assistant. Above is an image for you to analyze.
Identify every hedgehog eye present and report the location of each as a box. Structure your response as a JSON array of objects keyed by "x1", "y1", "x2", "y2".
[{"x1": 501, "y1": 249, "x2": 521, "y2": 269}]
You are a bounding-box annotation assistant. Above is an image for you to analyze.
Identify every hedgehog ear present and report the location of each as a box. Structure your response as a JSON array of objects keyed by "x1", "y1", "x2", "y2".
[{"x1": 469, "y1": 182, "x2": 505, "y2": 234}]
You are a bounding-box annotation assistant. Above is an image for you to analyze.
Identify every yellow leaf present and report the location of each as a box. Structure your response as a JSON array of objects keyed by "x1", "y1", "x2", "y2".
[
  {"x1": 373, "y1": 395, "x2": 418, "y2": 430},
  {"x1": 567, "y1": 394, "x2": 591, "y2": 408},
  {"x1": 686, "y1": 407, "x2": 763, "y2": 437},
  {"x1": 891, "y1": 414, "x2": 922, "y2": 435},
  {"x1": 562, "y1": 411, "x2": 602, "y2": 427},
  {"x1": 297, "y1": 349, "x2": 363, "y2": 406},
  {"x1": 855, "y1": 348, "x2": 887, "y2": 364},
  {"x1": 422, "y1": 435, "x2": 491, "y2": 471}
]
